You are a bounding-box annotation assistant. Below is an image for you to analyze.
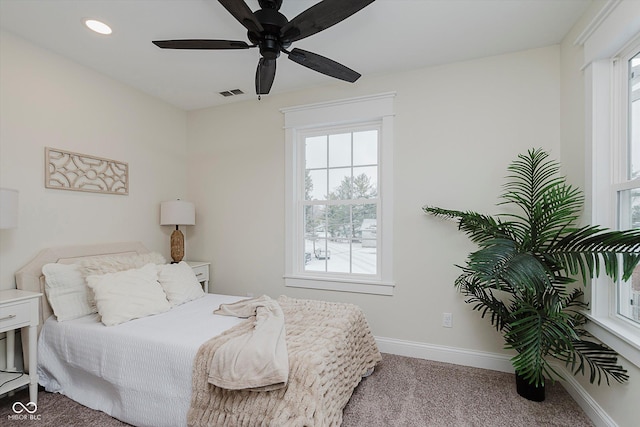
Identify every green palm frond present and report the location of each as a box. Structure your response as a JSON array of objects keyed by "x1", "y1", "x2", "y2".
[
  {"x1": 423, "y1": 148, "x2": 639, "y2": 388},
  {"x1": 558, "y1": 340, "x2": 629, "y2": 385},
  {"x1": 547, "y1": 226, "x2": 640, "y2": 281},
  {"x1": 499, "y1": 149, "x2": 585, "y2": 250},
  {"x1": 421, "y1": 207, "x2": 513, "y2": 245},
  {"x1": 455, "y1": 274, "x2": 511, "y2": 332},
  {"x1": 505, "y1": 303, "x2": 578, "y2": 387},
  {"x1": 465, "y1": 238, "x2": 552, "y2": 294}
]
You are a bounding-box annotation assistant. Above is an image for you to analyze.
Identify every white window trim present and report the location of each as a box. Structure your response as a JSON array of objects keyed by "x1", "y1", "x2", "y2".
[
  {"x1": 579, "y1": 0, "x2": 640, "y2": 367},
  {"x1": 281, "y1": 92, "x2": 396, "y2": 296}
]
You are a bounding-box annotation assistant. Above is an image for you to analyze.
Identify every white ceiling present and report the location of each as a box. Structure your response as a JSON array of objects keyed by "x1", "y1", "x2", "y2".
[{"x1": 0, "y1": 0, "x2": 591, "y2": 111}]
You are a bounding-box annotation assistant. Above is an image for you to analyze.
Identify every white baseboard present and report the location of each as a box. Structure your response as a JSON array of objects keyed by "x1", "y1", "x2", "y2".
[
  {"x1": 374, "y1": 336, "x2": 617, "y2": 427},
  {"x1": 552, "y1": 367, "x2": 618, "y2": 427},
  {"x1": 375, "y1": 336, "x2": 514, "y2": 372}
]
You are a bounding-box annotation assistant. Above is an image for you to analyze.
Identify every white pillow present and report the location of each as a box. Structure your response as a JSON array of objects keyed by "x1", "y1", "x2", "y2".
[
  {"x1": 42, "y1": 263, "x2": 96, "y2": 321},
  {"x1": 157, "y1": 261, "x2": 205, "y2": 306},
  {"x1": 79, "y1": 252, "x2": 166, "y2": 278},
  {"x1": 86, "y1": 263, "x2": 171, "y2": 326}
]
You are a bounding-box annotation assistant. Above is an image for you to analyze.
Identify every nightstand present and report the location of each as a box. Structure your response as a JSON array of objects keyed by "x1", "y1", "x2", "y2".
[
  {"x1": 185, "y1": 261, "x2": 210, "y2": 293},
  {"x1": 0, "y1": 290, "x2": 42, "y2": 405}
]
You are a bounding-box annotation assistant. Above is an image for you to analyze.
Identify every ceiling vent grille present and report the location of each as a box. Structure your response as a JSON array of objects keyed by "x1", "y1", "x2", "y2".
[{"x1": 219, "y1": 89, "x2": 244, "y2": 97}]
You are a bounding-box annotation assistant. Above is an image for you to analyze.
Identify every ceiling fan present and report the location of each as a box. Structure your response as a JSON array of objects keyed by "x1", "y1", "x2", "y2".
[{"x1": 152, "y1": 0, "x2": 375, "y2": 96}]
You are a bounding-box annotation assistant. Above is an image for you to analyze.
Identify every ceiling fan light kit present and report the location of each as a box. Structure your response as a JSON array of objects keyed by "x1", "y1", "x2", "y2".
[{"x1": 152, "y1": 0, "x2": 375, "y2": 97}]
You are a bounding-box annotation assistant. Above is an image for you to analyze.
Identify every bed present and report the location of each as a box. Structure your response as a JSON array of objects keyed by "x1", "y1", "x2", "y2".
[{"x1": 15, "y1": 242, "x2": 381, "y2": 427}]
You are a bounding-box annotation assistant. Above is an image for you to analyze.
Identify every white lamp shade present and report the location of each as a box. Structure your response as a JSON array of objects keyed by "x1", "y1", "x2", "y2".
[
  {"x1": 160, "y1": 200, "x2": 195, "y2": 226},
  {"x1": 0, "y1": 188, "x2": 19, "y2": 229}
]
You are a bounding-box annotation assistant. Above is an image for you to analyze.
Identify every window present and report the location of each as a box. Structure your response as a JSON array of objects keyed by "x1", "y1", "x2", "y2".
[
  {"x1": 583, "y1": 20, "x2": 640, "y2": 367},
  {"x1": 617, "y1": 48, "x2": 640, "y2": 324},
  {"x1": 282, "y1": 93, "x2": 395, "y2": 295}
]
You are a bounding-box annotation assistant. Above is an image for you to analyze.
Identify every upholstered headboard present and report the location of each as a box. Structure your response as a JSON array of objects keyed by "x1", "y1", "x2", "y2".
[{"x1": 15, "y1": 241, "x2": 150, "y2": 329}]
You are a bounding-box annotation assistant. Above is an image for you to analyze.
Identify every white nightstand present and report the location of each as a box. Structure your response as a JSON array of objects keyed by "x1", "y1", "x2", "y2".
[
  {"x1": 0, "y1": 289, "x2": 42, "y2": 405},
  {"x1": 185, "y1": 261, "x2": 210, "y2": 293}
]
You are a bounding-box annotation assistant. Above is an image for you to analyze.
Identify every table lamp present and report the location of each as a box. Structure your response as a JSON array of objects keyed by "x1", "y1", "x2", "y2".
[{"x1": 160, "y1": 199, "x2": 195, "y2": 263}]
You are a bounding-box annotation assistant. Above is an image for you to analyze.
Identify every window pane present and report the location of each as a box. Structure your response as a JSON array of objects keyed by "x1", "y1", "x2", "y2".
[
  {"x1": 304, "y1": 204, "x2": 323, "y2": 236},
  {"x1": 327, "y1": 204, "x2": 354, "y2": 272},
  {"x1": 304, "y1": 206, "x2": 324, "y2": 270},
  {"x1": 631, "y1": 266, "x2": 640, "y2": 322},
  {"x1": 354, "y1": 206, "x2": 377, "y2": 274},
  {"x1": 327, "y1": 204, "x2": 352, "y2": 240},
  {"x1": 328, "y1": 133, "x2": 351, "y2": 168},
  {"x1": 305, "y1": 136, "x2": 326, "y2": 169},
  {"x1": 353, "y1": 130, "x2": 378, "y2": 166},
  {"x1": 352, "y1": 166, "x2": 378, "y2": 198},
  {"x1": 328, "y1": 167, "x2": 351, "y2": 200},
  {"x1": 305, "y1": 237, "x2": 329, "y2": 272},
  {"x1": 617, "y1": 188, "x2": 640, "y2": 323},
  {"x1": 327, "y1": 239, "x2": 350, "y2": 273},
  {"x1": 618, "y1": 263, "x2": 640, "y2": 323},
  {"x1": 305, "y1": 204, "x2": 328, "y2": 273},
  {"x1": 306, "y1": 169, "x2": 327, "y2": 200},
  {"x1": 629, "y1": 52, "x2": 640, "y2": 179},
  {"x1": 618, "y1": 188, "x2": 640, "y2": 229}
]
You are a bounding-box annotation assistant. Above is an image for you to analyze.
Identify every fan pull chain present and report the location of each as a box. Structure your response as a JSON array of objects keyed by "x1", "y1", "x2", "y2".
[{"x1": 257, "y1": 61, "x2": 262, "y2": 101}]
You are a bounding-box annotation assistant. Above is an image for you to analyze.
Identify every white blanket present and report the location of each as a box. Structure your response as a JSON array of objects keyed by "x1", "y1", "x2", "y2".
[
  {"x1": 37, "y1": 293, "x2": 246, "y2": 427},
  {"x1": 209, "y1": 295, "x2": 288, "y2": 391}
]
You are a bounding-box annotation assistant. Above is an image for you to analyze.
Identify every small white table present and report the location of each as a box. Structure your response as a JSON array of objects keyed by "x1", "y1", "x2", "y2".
[
  {"x1": 185, "y1": 261, "x2": 211, "y2": 293},
  {"x1": 0, "y1": 289, "x2": 42, "y2": 405}
]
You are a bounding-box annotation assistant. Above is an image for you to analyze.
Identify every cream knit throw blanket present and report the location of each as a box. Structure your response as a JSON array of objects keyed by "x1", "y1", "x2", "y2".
[
  {"x1": 209, "y1": 295, "x2": 289, "y2": 392},
  {"x1": 187, "y1": 296, "x2": 382, "y2": 427}
]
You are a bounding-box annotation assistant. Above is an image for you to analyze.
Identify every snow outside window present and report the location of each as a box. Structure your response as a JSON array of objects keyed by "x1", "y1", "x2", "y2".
[{"x1": 281, "y1": 93, "x2": 395, "y2": 295}]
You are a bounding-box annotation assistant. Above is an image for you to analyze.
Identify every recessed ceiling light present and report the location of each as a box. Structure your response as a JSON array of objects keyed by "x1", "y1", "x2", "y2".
[{"x1": 84, "y1": 19, "x2": 112, "y2": 35}]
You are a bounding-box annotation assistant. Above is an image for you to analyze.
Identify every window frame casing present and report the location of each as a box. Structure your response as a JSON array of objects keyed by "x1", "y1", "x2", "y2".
[{"x1": 281, "y1": 93, "x2": 395, "y2": 295}]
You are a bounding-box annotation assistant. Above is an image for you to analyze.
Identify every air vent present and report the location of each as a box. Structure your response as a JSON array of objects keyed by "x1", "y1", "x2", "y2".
[{"x1": 219, "y1": 89, "x2": 244, "y2": 97}]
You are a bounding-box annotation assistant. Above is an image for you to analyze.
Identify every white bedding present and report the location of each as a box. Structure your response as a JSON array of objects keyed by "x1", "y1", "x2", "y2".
[{"x1": 37, "y1": 293, "x2": 246, "y2": 427}]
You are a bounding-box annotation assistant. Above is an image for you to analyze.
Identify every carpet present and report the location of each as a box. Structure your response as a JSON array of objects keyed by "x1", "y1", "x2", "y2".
[
  {"x1": 342, "y1": 354, "x2": 593, "y2": 426},
  {"x1": 0, "y1": 353, "x2": 593, "y2": 426}
]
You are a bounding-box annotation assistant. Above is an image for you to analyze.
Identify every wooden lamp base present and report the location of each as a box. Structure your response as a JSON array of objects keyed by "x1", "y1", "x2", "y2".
[{"x1": 170, "y1": 227, "x2": 185, "y2": 263}]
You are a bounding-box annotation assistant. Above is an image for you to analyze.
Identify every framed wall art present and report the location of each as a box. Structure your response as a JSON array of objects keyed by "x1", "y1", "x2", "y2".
[{"x1": 45, "y1": 147, "x2": 128, "y2": 195}]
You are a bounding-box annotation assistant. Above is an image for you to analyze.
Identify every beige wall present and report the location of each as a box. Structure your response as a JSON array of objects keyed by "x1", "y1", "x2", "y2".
[
  {"x1": 187, "y1": 45, "x2": 561, "y2": 352},
  {"x1": 2, "y1": 4, "x2": 637, "y2": 424},
  {"x1": 0, "y1": 31, "x2": 188, "y2": 289}
]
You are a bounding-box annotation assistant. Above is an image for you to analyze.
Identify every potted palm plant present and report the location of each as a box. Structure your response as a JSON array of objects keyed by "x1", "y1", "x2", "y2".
[{"x1": 423, "y1": 148, "x2": 640, "y2": 401}]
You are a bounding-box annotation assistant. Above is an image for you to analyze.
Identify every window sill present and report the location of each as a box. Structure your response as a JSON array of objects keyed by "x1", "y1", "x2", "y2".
[
  {"x1": 584, "y1": 313, "x2": 640, "y2": 368},
  {"x1": 284, "y1": 275, "x2": 394, "y2": 296}
]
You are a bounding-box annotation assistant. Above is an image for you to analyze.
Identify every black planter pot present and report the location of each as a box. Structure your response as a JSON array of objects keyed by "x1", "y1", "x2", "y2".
[{"x1": 515, "y1": 372, "x2": 545, "y2": 402}]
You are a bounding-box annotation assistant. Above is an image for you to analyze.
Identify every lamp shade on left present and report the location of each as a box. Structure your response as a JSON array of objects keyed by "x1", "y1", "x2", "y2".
[
  {"x1": 0, "y1": 188, "x2": 18, "y2": 229},
  {"x1": 160, "y1": 200, "x2": 195, "y2": 226}
]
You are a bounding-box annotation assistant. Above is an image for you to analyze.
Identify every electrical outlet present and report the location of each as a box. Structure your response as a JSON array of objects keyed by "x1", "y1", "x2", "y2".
[{"x1": 442, "y1": 312, "x2": 453, "y2": 328}]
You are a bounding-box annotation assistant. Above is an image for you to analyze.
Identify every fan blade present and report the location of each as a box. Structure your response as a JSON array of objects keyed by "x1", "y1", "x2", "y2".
[
  {"x1": 218, "y1": 0, "x2": 264, "y2": 34},
  {"x1": 281, "y1": 0, "x2": 375, "y2": 43},
  {"x1": 288, "y1": 48, "x2": 361, "y2": 83},
  {"x1": 256, "y1": 58, "x2": 276, "y2": 95},
  {"x1": 153, "y1": 39, "x2": 251, "y2": 50}
]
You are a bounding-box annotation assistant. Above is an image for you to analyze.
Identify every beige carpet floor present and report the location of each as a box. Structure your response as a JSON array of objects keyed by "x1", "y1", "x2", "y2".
[{"x1": 0, "y1": 353, "x2": 593, "y2": 426}]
